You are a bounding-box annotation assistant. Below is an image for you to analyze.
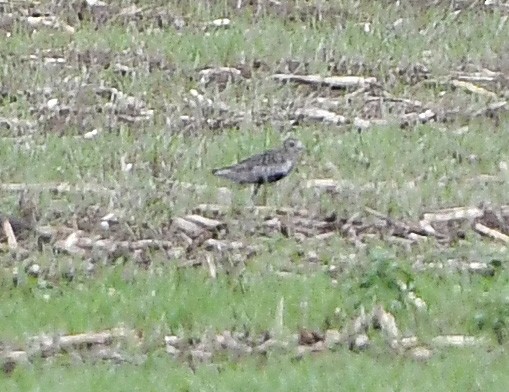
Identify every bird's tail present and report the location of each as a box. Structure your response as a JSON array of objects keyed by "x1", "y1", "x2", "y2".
[{"x1": 212, "y1": 167, "x2": 229, "y2": 176}]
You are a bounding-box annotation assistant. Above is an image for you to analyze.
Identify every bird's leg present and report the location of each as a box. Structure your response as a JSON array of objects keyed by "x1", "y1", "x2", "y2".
[
  {"x1": 262, "y1": 184, "x2": 268, "y2": 206},
  {"x1": 251, "y1": 183, "x2": 261, "y2": 201}
]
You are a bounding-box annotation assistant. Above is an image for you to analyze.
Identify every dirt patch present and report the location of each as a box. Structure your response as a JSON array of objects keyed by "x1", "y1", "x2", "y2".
[{"x1": 1, "y1": 181, "x2": 508, "y2": 282}]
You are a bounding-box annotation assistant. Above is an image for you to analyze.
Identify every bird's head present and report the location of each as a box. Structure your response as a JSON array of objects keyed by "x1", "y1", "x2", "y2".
[{"x1": 283, "y1": 137, "x2": 305, "y2": 157}]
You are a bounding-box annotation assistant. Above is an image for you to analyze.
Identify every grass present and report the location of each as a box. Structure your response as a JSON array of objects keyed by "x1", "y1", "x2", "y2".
[
  {"x1": 2, "y1": 348, "x2": 509, "y2": 392},
  {"x1": 1, "y1": 0, "x2": 509, "y2": 389}
]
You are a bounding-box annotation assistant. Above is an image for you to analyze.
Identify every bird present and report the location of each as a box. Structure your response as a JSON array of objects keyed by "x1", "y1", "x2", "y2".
[{"x1": 212, "y1": 137, "x2": 305, "y2": 199}]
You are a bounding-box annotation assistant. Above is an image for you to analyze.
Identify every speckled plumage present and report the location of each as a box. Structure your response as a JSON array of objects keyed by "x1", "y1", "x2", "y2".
[{"x1": 212, "y1": 138, "x2": 304, "y2": 197}]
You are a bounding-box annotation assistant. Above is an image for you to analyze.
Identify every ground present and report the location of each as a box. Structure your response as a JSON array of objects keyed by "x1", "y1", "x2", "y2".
[{"x1": 1, "y1": 0, "x2": 509, "y2": 390}]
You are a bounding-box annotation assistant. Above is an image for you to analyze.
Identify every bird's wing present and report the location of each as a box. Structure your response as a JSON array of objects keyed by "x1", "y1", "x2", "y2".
[
  {"x1": 249, "y1": 159, "x2": 295, "y2": 180},
  {"x1": 235, "y1": 149, "x2": 276, "y2": 166}
]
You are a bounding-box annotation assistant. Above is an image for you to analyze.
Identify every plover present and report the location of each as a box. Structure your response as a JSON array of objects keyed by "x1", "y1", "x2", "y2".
[{"x1": 212, "y1": 137, "x2": 305, "y2": 198}]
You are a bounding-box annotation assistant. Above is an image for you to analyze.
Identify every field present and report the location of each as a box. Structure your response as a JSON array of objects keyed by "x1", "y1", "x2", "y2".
[{"x1": 1, "y1": 0, "x2": 509, "y2": 390}]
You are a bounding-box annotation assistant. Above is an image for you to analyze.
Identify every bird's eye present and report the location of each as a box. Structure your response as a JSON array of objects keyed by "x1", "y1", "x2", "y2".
[{"x1": 288, "y1": 140, "x2": 295, "y2": 147}]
